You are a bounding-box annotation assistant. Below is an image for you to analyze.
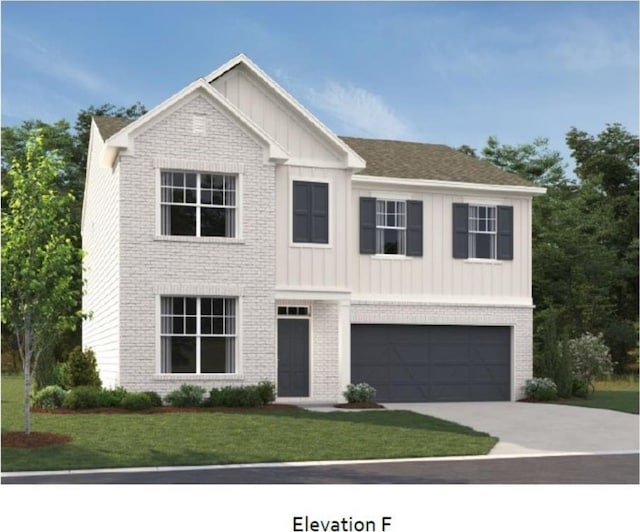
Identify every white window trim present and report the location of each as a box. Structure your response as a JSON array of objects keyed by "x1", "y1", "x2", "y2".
[
  {"x1": 288, "y1": 175, "x2": 332, "y2": 249},
  {"x1": 156, "y1": 295, "x2": 242, "y2": 377},
  {"x1": 467, "y1": 204, "x2": 497, "y2": 260},
  {"x1": 375, "y1": 198, "x2": 407, "y2": 256},
  {"x1": 155, "y1": 167, "x2": 243, "y2": 240}
]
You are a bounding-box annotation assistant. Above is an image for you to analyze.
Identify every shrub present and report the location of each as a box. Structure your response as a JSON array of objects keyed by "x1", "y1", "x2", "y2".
[
  {"x1": 572, "y1": 379, "x2": 589, "y2": 398},
  {"x1": 343, "y1": 383, "x2": 376, "y2": 403},
  {"x1": 33, "y1": 385, "x2": 67, "y2": 409},
  {"x1": 52, "y1": 362, "x2": 69, "y2": 389},
  {"x1": 208, "y1": 385, "x2": 262, "y2": 407},
  {"x1": 120, "y1": 392, "x2": 153, "y2": 411},
  {"x1": 142, "y1": 391, "x2": 163, "y2": 407},
  {"x1": 256, "y1": 381, "x2": 276, "y2": 405},
  {"x1": 567, "y1": 332, "x2": 615, "y2": 395},
  {"x1": 97, "y1": 387, "x2": 129, "y2": 408},
  {"x1": 65, "y1": 347, "x2": 102, "y2": 389},
  {"x1": 525, "y1": 378, "x2": 558, "y2": 401},
  {"x1": 165, "y1": 384, "x2": 206, "y2": 407},
  {"x1": 63, "y1": 386, "x2": 102, "y2": 409}
]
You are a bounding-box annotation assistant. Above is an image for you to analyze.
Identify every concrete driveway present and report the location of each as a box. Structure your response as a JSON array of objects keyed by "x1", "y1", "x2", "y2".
[{"x1": 383, "y1": 402, "x2": 640, "y2": 455}]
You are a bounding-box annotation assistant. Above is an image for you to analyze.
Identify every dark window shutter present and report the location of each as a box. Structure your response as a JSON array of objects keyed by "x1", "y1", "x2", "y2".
[
  {"x1": 406, "y1": 200, "x2": 423, "y2": 257},
  {"x1": 292, "y1": 182, "x2": 311, "y2": 242},
  {"x1": 360, "y1": 197, "x2": 376, "y2": 254},
  {"x1": 497, "y1": 205, "x2": 514, "y2": 260},
  {"x1": 311, "y1": 183, "x2": 328, "y2": 244},
  {"x1": 452, "y1": 203, "x2": 469, "y2": 259}
]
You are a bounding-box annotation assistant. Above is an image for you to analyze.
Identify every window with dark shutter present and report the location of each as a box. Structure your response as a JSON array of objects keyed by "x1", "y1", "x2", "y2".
[
  {"x1": 292, "y1": 181, "x2": 328, "y2": 244},
  {"x1": 497, "y1": 205, "x2": 514, "y2": 260},
  {"x1": 359, "y1": 197, "x2": 376, "y2": 254},
  {"x1": 406, "y1": 200, "x2": 423, "y2": 257},
  {"x1": 452, "y1": 203, "x2": 469, "y2": 258}
]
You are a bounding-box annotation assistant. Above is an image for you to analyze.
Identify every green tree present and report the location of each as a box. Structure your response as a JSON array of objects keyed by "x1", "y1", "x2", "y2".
[{"x1": 1, "y1": 132, "x2": 83, "y2": 433}]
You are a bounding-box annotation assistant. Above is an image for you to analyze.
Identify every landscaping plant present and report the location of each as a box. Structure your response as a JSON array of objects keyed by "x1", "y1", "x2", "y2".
[
  {"x1": 165, "y1": 384, "x2": 206, "y2": 407},
  {"x1": 566, "y1": 332, "x2": 615, "y2": 395},
  {"x1": 524, "y1": 377, "x2": 558, "y2": 401},
  {"x1": 343, "y1": 383, "x2": 377, "y2": 403},
  {"x1": 32, "y1": 385, "x2": 68, "y2": 409}
]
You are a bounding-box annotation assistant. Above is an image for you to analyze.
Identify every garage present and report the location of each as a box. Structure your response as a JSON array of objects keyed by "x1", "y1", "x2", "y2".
[{"x1": 351, "y1": 325, "x2": 511, "y2": 402}]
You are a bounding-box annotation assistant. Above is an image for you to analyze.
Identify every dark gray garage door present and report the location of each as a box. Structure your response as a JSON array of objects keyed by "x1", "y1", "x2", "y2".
[{"x1": 351, "y1": 325, "x2": 511, "y2": 402}]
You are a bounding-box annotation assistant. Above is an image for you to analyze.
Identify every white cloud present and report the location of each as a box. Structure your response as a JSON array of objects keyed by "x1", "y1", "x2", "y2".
[{"x1": 306, "y1": 81, "x2": 411, "y2": 139}]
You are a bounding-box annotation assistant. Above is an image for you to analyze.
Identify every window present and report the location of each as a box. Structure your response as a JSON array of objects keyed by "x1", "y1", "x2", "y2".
[
  {"x1": 376, "y1": 200, "x2": 406, "y2": 254},
  {"x1": 360, "y1": 197, "x2": 423, "y2": 256},
  {"x1": 277, "y1": 306, "x2": 310, "y2": 316},
  {"x1": 292, "y1": 181, "x2": 328, "y2": 244},
  {"x1": 452, "y1": 203, "x2": 513, "y2": 260},
  {"x1": 161, "y1": 171, "x2": 236, "y2": 237},
  {"x1": 161, "y1": 297, "x2": 236, "y2": 374},
  {"x1": 468, "y1": 205, "x2": 497, "y2": 259}
]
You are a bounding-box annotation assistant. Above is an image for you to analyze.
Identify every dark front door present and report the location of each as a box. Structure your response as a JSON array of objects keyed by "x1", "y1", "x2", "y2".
[
  {"x1": 351, "y1": 325, "x2": 511, "y2": 402},
  {"x1": 277, "y1": 319, "x2": 310, "y2": 397}
]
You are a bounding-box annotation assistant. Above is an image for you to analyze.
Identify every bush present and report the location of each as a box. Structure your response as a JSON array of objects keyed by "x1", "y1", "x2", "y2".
[
  {"x1": 120, "y1": 392, "x2": 153, "y2": 411},
  {"x1": 572, "y1": 379, "x2": 589, "y2": 398},
  {"x1": 63, "y1": 386, "x2": 102, "y2": 409},
  {"x1": 142, "y1": 391, "x2": 163, "y2": 407},
  {"x1": 525, "y1": 378, "x2": 558, "y2": 401},
  {"x1": 65, "y1": 347, "x2": 102, "y2": 389},
  {"x1": 208, "y1": 385, "x2": 262, "y2": 407},
  {"x1": 567, "y1": 333, "x2": 615, "y2": 395},
  {"x1": 32, "y1": 385, "x2": 67, "y2": 409},
  {"x1": 343, "y1": 383, "x2": 376, "y2": 403},
  {"x1": 97, "y1": 387, "x2": 129, "y2": 408},
  {"x1": 165, "y1": 384, "x2": 206, "y2": 407},
  {"x1": 256, "y1": 381, "x2": 276, "y2": 405},
  {"x1": 52, "y1": 362, "x2": 69, "y2": 389}
]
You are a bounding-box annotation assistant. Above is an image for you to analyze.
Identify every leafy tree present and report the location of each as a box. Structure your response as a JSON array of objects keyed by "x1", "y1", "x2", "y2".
[
  {"x1": 1, "y1": 102, "x2": 146, "y2": 384},
  {"x1": 1, "y1": 132, "x2": 83, "y2": 433},
  {"x1": 457, "y1": 144, "x2": 478, "y2": 158}
]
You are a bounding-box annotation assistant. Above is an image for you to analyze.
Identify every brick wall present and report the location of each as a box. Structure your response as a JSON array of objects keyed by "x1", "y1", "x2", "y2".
[{"x1": 117, "y1": 93, "x2": 277, "y2": 394}]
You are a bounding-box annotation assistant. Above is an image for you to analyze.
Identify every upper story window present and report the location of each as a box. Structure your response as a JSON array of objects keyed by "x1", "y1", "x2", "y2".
[
  {"x1": 292, "y1": 181, "x2": 329, "y2": 244},
  {"x1": 161, "y1": 171, "x2": 236, "y2": 237},
  {"x1": 376, "y1": 199, "x2": 406, "y2": 255},
  {"x1": 453, "y1": 203, "x2": 513, "y2": 260},
  {"x1": 359, "y1": 197, "x2": 423, "y2": 257},
  {"x1": 468, "y1": 205, "x2": 497, "y2": 259}
]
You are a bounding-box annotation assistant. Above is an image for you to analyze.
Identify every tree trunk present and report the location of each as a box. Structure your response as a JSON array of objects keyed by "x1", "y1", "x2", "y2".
[{"x1": 23, "y1": 333, "x2": 32, "y2": 435}]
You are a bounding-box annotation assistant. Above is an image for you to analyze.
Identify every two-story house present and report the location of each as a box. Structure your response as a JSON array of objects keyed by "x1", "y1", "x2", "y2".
[{"x1": 82, "y1": 54, "x2": 545, "y2": 403}]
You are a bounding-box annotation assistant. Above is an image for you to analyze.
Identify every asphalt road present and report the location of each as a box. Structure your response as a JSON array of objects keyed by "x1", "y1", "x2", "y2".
[{"x1": 3, "y1": 453, "x2": 638, "y2": 484}]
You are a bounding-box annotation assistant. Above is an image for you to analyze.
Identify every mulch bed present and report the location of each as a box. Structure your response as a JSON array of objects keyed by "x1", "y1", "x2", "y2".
[
  {"x1": 31, "y1": 404, "x2": 300, "y2": 415},
  {"x1": 2, "y1": 431, "x2": 72, "y2": 449},
  {"x1": 333, "y1": 402, "x2": 385, "y2": 409}
]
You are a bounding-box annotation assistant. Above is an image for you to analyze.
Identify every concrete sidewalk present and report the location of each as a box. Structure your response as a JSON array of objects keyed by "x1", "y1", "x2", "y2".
[{"x1": 382, "y1": 402, "x2": 639, "y2": 455}]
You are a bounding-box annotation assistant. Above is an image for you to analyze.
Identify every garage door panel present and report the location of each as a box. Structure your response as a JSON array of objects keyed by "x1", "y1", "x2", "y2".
[{"x1": 351, "y1": 325, "x2": 510, "y2": 402}]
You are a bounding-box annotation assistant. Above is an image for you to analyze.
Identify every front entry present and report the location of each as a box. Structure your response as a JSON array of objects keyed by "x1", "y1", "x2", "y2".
[{"x1": 277, "y1": 318, "x2": 310, "y2": 397}]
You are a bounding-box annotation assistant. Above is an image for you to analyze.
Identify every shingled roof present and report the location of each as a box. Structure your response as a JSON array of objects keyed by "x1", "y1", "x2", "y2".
[
  {"x1": 91, "y1": 115, "x2": 534, "y2": 188},
  {"x1": 339, "y1": 136, "x2": 533, "y2": 187},
  {"x1": 93, "y1": 115, "x2": 134, "y2": 140}
]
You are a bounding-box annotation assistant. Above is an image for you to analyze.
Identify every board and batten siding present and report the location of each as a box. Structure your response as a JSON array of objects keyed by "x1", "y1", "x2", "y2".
[
  {"x1": 210, "y1": 65, "x2": 343, "y2": 164},
  {"x1": 351, "y1": 184, "x2": 533, "y2": 303},
  {"x1": 276, "y1": 165, "x2": 351, "y2": 291},
  {"x1": 81, "y1": 121, "x2": 121, "y2": 387}
]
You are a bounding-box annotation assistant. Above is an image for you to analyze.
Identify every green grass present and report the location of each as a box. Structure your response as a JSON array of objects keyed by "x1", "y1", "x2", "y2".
[
  {"x1": 552, "y1": 378, "x2": 639, "y2": 414},
  {"x1": 1, "y1": 375, "x2": 497, "y2": 472}
]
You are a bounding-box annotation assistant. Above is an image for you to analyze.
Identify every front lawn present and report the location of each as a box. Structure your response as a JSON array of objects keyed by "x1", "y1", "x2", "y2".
[
  {"x1": 1, "y1": 375, "x2": 497, "y2": 472},
  {"x1": 552, "y1": 378, "x2": 639, "y2": 415}
]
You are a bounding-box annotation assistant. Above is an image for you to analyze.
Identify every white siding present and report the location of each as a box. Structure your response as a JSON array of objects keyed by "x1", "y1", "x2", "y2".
[
  {"x1": 81, "y1": 122, "x2": 120, "y2": 387},
  {"x1": 351, "y1": 183, "x2": 533, "y2": 304},
  {"x1": 275, "y1": 165, "x2": 351, "y2": 291},
  {"x1": 211, "y1": 65, "x2": 344, "y2": 165}
]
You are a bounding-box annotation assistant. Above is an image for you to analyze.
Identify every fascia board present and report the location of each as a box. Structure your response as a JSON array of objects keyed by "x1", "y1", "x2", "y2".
[
  {"x1": 352, "y1": 174, "x2": 547, "y2": 196},
  {"x1": 206, "y1": 54, "x2": 366, "y2": 170},
  {"x1": 104, "y1": 78, "x2": 289, "y2": 163}
]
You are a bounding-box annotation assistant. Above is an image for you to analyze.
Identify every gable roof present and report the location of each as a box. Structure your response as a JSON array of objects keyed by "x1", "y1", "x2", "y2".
[
  {"x1": 93, "y1": 116, "x2": 134, "y2": 140},
  {"x1": 100, "y1": 78, "x2": 289, "y2": 165},
  {"x1": 205, "y1": 53, "x2": 366, "y2": 170},
  {"x1": 339, "y1": 136, "x2": 536, "y2": 188}
]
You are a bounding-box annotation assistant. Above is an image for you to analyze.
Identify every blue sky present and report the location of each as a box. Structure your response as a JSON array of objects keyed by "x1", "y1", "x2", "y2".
[{"x1": 1, "y1": 1, "x2": 638, "y2": 168}]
